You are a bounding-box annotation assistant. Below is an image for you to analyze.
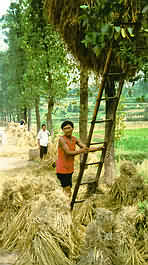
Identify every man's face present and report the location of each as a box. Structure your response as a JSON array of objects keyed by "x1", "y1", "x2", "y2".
[
  {"x1": 62, "y1": 124, "x2": 73, "y2": 136},
  {"x1": 42, "y1": 125, "x2": 46, "y2": 131}
]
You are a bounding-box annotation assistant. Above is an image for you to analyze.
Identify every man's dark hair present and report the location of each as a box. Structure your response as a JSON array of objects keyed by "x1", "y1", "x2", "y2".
[
  {"x1": 61, "y1": 120, "x2": 74, "y2": 130},
  {"x1": 42, "y1": 124, "x2": 46, "y2": 128}
]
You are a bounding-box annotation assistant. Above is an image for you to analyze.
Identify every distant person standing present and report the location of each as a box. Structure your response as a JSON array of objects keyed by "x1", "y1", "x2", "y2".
[{"x1": 37, "y1": 124, "x2": 50, "y2": 160}]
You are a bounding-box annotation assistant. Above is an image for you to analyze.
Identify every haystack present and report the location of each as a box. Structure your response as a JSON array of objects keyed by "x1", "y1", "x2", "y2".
[
  {"x1": 7, "y1": 122, "x2": 37, "y2": 149},
  {"x1": 115, "y1": 205, "x2": 148, "y2": 265},
  {"x1": 108, "y1": 161, "x2": 148, "y2": 207},
  {"x1": 77, "y1": 208, "x2": 124, "y2": 265},
  {"x1": 0, "y1": 168, "x2": 83, "y2": 265}
]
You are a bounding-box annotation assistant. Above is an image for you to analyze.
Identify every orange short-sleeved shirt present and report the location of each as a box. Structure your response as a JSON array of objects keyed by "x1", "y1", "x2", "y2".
[{"x1": 56, "y1": 135, "x2": 77, "y2": 174}]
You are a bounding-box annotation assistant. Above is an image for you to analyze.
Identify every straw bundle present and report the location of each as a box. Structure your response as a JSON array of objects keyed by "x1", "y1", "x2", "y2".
[
  {"x1": 0, "y1": 169, "x2": 80, "y2": 265},
  {"x1": 29, "y1": 148, "x2": 40, "y2": 161},
  {"x1": 46, "y1": 136, "x2": 58, "y2": 168},
  {"x1": 3, "y1": 204, "x2": 73, "y2": 265},
  {"x1": 72, "y1": 192, "x2": 106, "y2": 225},
  {"x1": 108, "y1": 161, "x2": 148, "y2": 207},
  {"x1": 7, "y1": 122, "x2": 37, "y2": 149},
  {"x1": 72, "y1": 198, "x2": 94, "y2": 226},
  {"x1": 136, "y1": 160, "x2": 148, "y2": 182},
  {"x1": 77, "y1": 208, "x2": 123, "y2": 265},
  {"x1": 115, "y1": 205, "x2": 148, "y2": 265}
]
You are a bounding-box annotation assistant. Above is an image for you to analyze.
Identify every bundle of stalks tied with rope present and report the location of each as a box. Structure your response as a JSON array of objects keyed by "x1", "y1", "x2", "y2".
[
  {"x1": 115, "y1": 205, "x2": 148, "y2": 265},
  {"x1": 7, "y1": 122, "x2": 37, "y2": 148},
  {"x1": 46, "y1": 135, "x2": 58, "y2": 169},
  {"x1": 108, "y1": 161, "x2": 148, "y2": 207},
  {"x1": 0, "y1": 171, "x2": 84, "y2": 265},
  {"x1": 77, "y1": 208, "x2": 124, "y2": 265}
]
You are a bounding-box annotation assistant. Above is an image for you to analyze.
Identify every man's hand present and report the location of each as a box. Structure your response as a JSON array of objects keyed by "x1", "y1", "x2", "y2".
[
  {"x1": 87, "y1": 146, "x2": 105, "y2": 152},
  {"x1": 80, "y1": 147, "x2": 89, "y2": 154}
]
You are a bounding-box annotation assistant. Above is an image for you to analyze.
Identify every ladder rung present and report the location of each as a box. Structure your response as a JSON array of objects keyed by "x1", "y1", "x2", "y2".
[
  {"x1": 74, "y1": 200, "x2": 85, "y2": 203},
  {"x1": 90, "y1": 141, "x2": 105, "y2": 145},
  {"x1": 85, "y1": 161, "x2": 102, "y2": 166},
  {"x1": 91, "y1": 119, "x2": 112, "y2": 124},
  {"x1": 80, "y1": 181, "x2": 96, "y2": 185},
  {"x1": 100, "y1": 96, "x2": 118, "y2": 101}
]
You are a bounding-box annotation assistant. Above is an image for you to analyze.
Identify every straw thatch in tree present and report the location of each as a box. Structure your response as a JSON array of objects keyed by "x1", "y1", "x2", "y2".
[{"x1": 43, "y1": 0, "x2": 148, "y2": 77}]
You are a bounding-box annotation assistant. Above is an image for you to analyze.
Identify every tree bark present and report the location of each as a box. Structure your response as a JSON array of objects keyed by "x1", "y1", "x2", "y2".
[
  {"x1": 103, "y1": 78, "x2": 116, "y2": 186},
  {"x1": 79, "y1": 64, "x2": 88, "y2": 144},
  {"x1": 23, "y1": 107, "x2": 27, "y2": 123},
  {"x1": 35, "y1": 97, "x2": 40, "y2": 133},
  {"x1": 9, "y1": 113, "x2": 12, "y2": 122},
  {"x1": 28, "y1": 108, "x2": 32, "y2": 131},
  {"x1": 47, "y1": 96, "x2": 54, "y2": 135}
]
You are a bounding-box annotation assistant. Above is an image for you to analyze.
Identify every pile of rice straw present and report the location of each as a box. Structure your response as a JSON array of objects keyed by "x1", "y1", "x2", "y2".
[
  {"x1": 0, "y1": 170, "x2": 77, "y2": 265},
  {"x1": 77, "y1": 208, "x2": 124, "y2": 265},
  {"x1": 107, "y1": 161, "x2": 148, "y2": 208},
  {"x1": 2, "y1": 124, "x2": 148, "y2": 265},
  {"x1": 7, "y1": 122, "x2": 37, "y2": 149}
]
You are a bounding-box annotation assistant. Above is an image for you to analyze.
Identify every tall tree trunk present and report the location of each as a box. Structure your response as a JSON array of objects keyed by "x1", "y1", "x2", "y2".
[
  {"x1": 12, "y1": 113, "x2": 16, "y2": 122},
  {"x1": 35, "y1": 97, "x2": 40, "y2": 133},
  {"x1": 17, "y1": 110, "x2": 21, "y2": 123},
  {"x1": 23, "y1": 107, "x2": 27, "y2": 123},
  {"x1": 9, "y1": 113, "x2": 12, "y2": 122},
  {"x1": 47, "y1": 97, "x2": 54, "y2": 135},
  {"x1": 79, "y1": 64, "x2": 88, "y2": 144},
  {"x1": 46, "y1": 73, "x2": 54, "y2": 135},
  {"x1": 104, "y1": 79, "x2": 116, "y2": 185},
  {"x1": 28, "y1": 109, "x2": 32, "y2": 131}
]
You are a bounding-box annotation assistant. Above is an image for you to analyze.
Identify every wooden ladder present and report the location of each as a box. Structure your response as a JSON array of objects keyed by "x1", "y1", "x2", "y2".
[{"x1": 71, "y1": 47, "x2": 125, "y2": 210}]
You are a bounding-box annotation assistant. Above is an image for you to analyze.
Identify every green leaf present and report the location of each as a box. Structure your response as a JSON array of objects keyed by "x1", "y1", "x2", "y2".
[
  {"x1": 142, "y1": 5, "x2": 148, "y2": 14},
  {"x1": 93, "y1": 46, "x2": 101, "y2": 57},
  {"x1": 114, "y1": 26, "x2": 120, "y2": 33},
  {"x1": 127, "y1": 27, "x2": 134, "y2": 36},
  {"x1": 80, "y1": 5, "x2": 88, "y2": 9}
]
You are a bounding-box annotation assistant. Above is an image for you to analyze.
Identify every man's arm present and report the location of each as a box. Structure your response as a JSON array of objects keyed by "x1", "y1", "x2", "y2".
[
  {"x1": 76, "y1": 138, "x2": 86, "y2": 149},
  {"x1": 76, "y1": 138, "x2": 104, "y2": 152},
  {"x1": 59, "y1": 137, "x2": 87, "y2": 156}
]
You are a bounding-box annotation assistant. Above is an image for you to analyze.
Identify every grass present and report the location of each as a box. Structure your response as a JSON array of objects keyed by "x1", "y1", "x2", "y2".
[
  {"x1": 73, "y1": 127, "x2": 148, "y2": 153},
  {"x1": 115, "y1": 128, "x2": 148, "y2": 163},
  {"x1": 116, "y1": 128, "x2": 148, "y2": 153}
]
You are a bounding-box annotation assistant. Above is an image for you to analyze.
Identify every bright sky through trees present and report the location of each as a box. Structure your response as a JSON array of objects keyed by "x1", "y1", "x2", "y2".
[{"x1": 0, "y1": 0, "x2": 11, "y2": 50}]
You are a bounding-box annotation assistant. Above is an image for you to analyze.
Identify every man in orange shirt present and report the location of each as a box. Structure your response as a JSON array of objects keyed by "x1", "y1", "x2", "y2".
[{"x1": 56, "y1": 120, "x2": 102, "y2": 198}]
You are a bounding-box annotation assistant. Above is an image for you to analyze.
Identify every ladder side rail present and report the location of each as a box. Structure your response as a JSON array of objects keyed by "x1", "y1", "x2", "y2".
[
  {"x1": 95, "y1": 78, "x2": 125, "y2": 187},
  {"x1": 95, "y1": 141, "x2": 108, "y2": 187},
  {"x1": 71, "y1": 48, "x2": 113, "y2": 210},
  {"x1": 87, "y1": 47, "x2": 113, "y2": 147}
]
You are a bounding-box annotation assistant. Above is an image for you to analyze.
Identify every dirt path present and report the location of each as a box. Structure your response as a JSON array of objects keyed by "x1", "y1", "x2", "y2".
[
  {"x1": 0, "y1": 127, "x2": 36, "y2": 171},
  {"x1": 0, "y1": 128, "x2": 37, "y2": 264}
]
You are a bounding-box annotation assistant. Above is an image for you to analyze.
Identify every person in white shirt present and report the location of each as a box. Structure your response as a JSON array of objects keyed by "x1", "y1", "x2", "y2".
[{"x1": 37, "y1": 124, "x2": 50, "y2": 160}]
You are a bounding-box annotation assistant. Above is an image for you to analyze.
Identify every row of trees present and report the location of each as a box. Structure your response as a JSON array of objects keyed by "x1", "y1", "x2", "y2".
[{"x1": 0, "y1": 0, "x2": 72, "y2": 132}]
